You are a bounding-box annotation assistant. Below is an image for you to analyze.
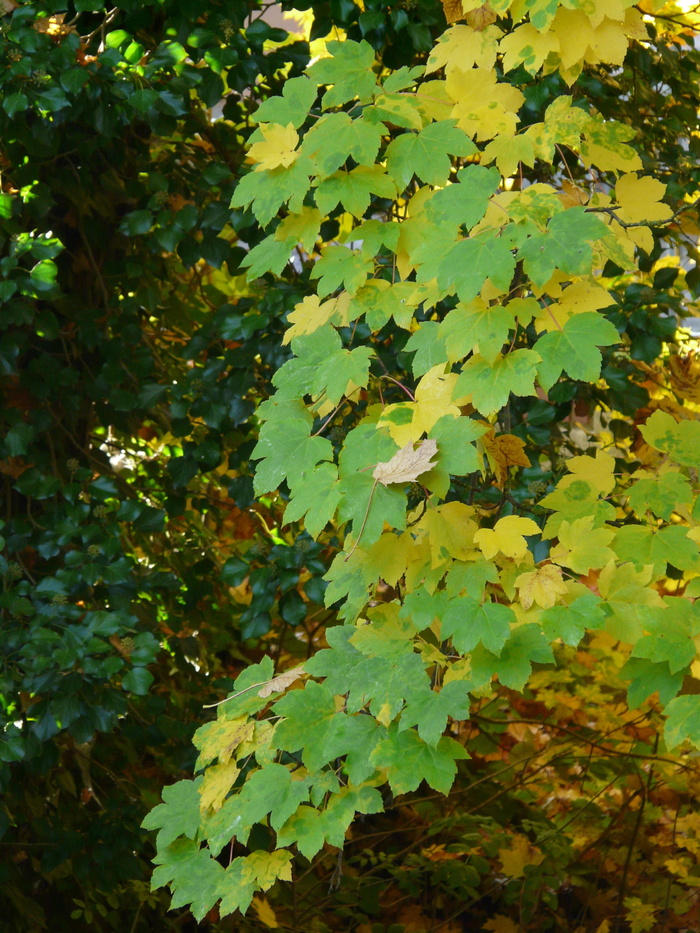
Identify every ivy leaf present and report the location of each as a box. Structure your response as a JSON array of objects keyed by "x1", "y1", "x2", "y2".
[
  {"x1": 386, "y1": 120, "x2": 476, "y2": 189},
  {"x1": 309, "y1": 39, "x2": 378, "y2": 107},
  {"x1": 455, "y1": 350, "x2": 540, "y2": 415},
  {"x1": 399, "y1": 681, "x2": 471, "y2": 746},
  {"x1": 254, "y1": 76, "x2": 317, "y2": 128},
  {"x1": 371, "y1": 724, "x2": 469, "y2": 795},
  {"x1": 152, "y1": 838, "x2": 224, "y2": 922},
  {"x1": 441, "y1": 597, "x2": 515, "y2": 656},
  {"x1": 517, "y1": 208, "x2": 608, "y2": 286},
  {"x1": 534, "y1": 312, "x2": 619, "y2": 391}
]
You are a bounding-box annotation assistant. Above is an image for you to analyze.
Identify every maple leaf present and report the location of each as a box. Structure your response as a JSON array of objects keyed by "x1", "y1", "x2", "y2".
[
  {"x1": 441, "y1": 0, "x2": 464, "y2": 24},
  {"x1": 308, "y1": 39, "x2": 378, "y2": 108},
  {"x1": 284, "y1": 462, "x2": 342, "y2": 538},
  {"x1": 386, "y1": 120, "x2": 476, "y2": 189},
  {"x1": 254, "y1": 76, "x2": 316, "y2": 128},
  {"x1": 399, "y1": 681, "x2": 471, "y2": 746},
  {"x1": 626, "y1": 468, "x2": 692, "y2": 521},
  {"x1": 515, "y1": 564, "x2": 568, "y2": 611},
  {"x1": 193, "y1": 716, "x2": 255, "y2": 769},
  {"x1": 548, "y1": 516, "x2": 616, "y2": 574},
  {"x1": 632, "y1": 598, "x2": 700, "y2": 675},
  {"x1": 311, "y1": 245, "x2": 373, "y2": 297},
  {"x1": 371, "y1": 724, "x2": 469, "y2": 795},
  {"x1": 447, "y1": 66, "x2": 524, "y2": 141},
  {"x1": 441, "y1": 300, "x2": 516, "y2": 367},
  {"x1": 615, "y1": 173, "x2": 672, "y2": 224},
  {"x1": 541, "y1": 592, "x2": 605, "y2": 646},
  {"x1": 199, "y1": 760, "x2": 240, "y2": 812},
  {"x1": 470, "y1": 624, "x2": 553, "y2": 690},
  {"x1": 142, "y1": 779, "x2": 202, "y2": 848},
  {"x1": 152, "y1": 839, "x2": 224, "y2": 922},
  {"x1": 301, "y1": 112, "x2": 385, "y2": 177},
  {"x1": 498, "y1": 834, "x2": 544, "y2": 878},
  {"x1": 474, "y1": 515, "x2": 541, "y2": 561},
  {"x1": 314, "y1": 165, "x2": 396, "y2": 218},
  {"x1": 234, "y1": 763, "x2": 311, "y2": 831},
  {"x1": 456, "y1": 350, "x2": 540, "y2": 416},
  {"x1": 437, "y1": 233, "x2": 517, "y2": 304},
  {"x1": 640, "y1": 410, "x2": 700, "y2": 468},
  {"x1": 535, "y1": 312, "x2": 619, "y2": 391},
  {"x1": 252, "y1": 398, "x2": 333, "y2": 494},
  {"x1": 248, "y1": 123, "x2": 299, "y2": 172},
  {"x1": 230, "y1": 158, "x2": 313, "y2": 227},
  {"x1": 480, "y1": 429, "x2": 531, "y2": 488},
  {"x1": 426, "y1": 23, "x2": 501, "y2": 74},
  {"x1": 441, "y1": 596, "x2": 515, "y2": 655},
  {"x1": 664, "y1": 695, "x2": 700, "y2": 751},
  {"x1": 372, "y1": 439, "x2": 439, "y2": 485}
]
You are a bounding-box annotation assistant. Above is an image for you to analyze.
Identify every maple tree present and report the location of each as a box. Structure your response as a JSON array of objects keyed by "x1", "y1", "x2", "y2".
[{"x1": 139, "y1": 1, "x2": 700, "y2": 930}]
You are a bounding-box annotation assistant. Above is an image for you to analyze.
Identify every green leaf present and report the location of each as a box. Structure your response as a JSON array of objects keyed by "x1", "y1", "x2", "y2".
[
  {"x1": 664, "y1": 696, "x2": 700, "y2": 750},
  {"x1": 614, "y1": 524, "x2": 700, "y2": 576},
  {"x1": 440, "y1": 302, "x2": 516, "y2": 366},
  {"x1": 426, "y1": 165, "x2": 500, "y2": 230},
  {"x1": 337, "y1": 471, "x2": 407, "y2": 546},
  {"x1": 254, "y1": 76, "x2": 317, "y2": 127},
  {"x1": 622, "y1": 658, "x2": 684, "y2": 709},
  {"x1": 517, "y1": 208, "x2": 608, "y2": 287},
  {"x1": 632, "y1": 598, "x2": 700, "y2": 674},
  {"x1": 404, "y1": 321, "x2": 448, "y2": 376},
  {"x1": 437, "y1": 234, "x2": 517, "y2": 303},
  {"x1": 311, "y1": 245, "x2": 373, "y2": 297},
  {"x1": 429, "y1": 415, "x2": 486, "y2": 475},
  {"x1": 309, "y1": 39, "x2": 378, "y2": 107},
  {"x1": 252, "y1": 397, "x2": 333, "y2": 493},
  {"x1": 540, "y1": 593, "x2": 605, "y2": 646},
  {"x1": 455, "y1": 349, "x2": 540, "y2": 416},
  {"x1": 534, "y1": 313, "x2": 619, "y2": 391},
  {"x1": 627, "y1": 469, "x2": 693, "y2": 521},
  {"x1": 470, "y1": 624, "x2": 554, "y2": 690},
  {"x1": 142, "y1": 779, "x2": 202, "y2": 848},
  {"x1": 235, "y1": 763, "x2": 311, "y2": 831},
  {"x1": 284, "y1": 462, "x2": 342, "y2": 537},
  {"x1": 370, "y1": 725, "x2": 469, "y2": 795},
  {"x1": 272, "y1": 682, "x2": 349, "y2": 772},
  {"x1": 314, "y1": 165, "x2": 396, "y2": 218},
  {"x1": 386, "y1": 120, "x2": 476, "y2": 189},
  {"x1": 399, "y1": 681, "x2": 471, "y2": 746},
  {"x1": 441, "y1": 597, "x2": 515, "y2": 656},
  {"x1": 301, "y1": 113, "x2": 385, "y2": 178},
  {"x1": 230, "y1": 158, "x2": 313, "y2": 227},
  {"x1": 152, "y1": 839, "x2": 224, "y2": 923}
]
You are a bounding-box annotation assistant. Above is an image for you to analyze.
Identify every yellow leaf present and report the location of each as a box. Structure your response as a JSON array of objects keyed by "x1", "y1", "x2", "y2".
[
  {"x1": 499, "y1": 24, "x2": 559, "y2": 75},
  {"x1": 252, "y1": 896, "x2": 279, "y2": 928},
  {"x1": 426, "y1": 24, "x2": 501, "y2": 74},
  {"x1": 564, "y1": 449, "x2": 616, "y2": 496},
  {"x1": 379, "y1": 365, "x2": 463, "y2": 445},
  {"x1": 283, "y1": 295, "x2": 338, "y2": 343},
  {"x1": 497, "y1": 834, "x2": 544, "y2": 877},
  {"x1": 549, "y1": 516, "x2": 616, "y2": 574},
  {"x1": 533, "y1": 279, "x2": 614, "y2": 333},
  {"x1": 258, "y1": 665, "x2": 305, "y2": 698},
  {"x1": 199, "y1": 760, "x2": 240, "y2": 812},
  {"x1": 474, "y1": 515, "x2": 540, "y2": 561},
  {"x1": 248, "y1": 123, "x2": 299, "y2": 171},
  {"x1": 447, "y1": 67, "x2": 524, "y2": 141},
  {"x1": 418, "y1": 501, "x2": 478, "y2": 566},
  {"x1": 242, "y1": 849, "x2": 293, "y2": 891},
  {"x1": 237, "y1": 720, "x2": 276, "y2": 765},
  {"x1": 483, "y1": 916, "x2": 519, "y2": 933},
  {"x1": 615, "y1": 173, "x2": 673, "y2": 225},
  {"x1": 481, "y1": 132, "x2": 536, "y2": 177},
  {"x1": 624, "y1": 896, "x2": 658, "y2": 933},
  {"x1": 194, "y1": 716, "x2": 255, "y2": 767},
  {"x1": 367, "y1": 532, "x2": 413, "y2": 586},
  {"x1": 275, "y1": 206, "x2": 321, "y2": 252},
  {"x1": 480, "y1": 429, "x2": 531, "y2": 488},
  {"x1": 515, "y1": 564, "x2": 568, "y2": 610},
  {"x1": 373, "y1": 438, "x2": 439, "y2": 485}
]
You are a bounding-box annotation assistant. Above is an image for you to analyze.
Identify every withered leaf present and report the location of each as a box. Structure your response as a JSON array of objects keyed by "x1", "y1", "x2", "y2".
[
  {"x1": 257, "y1": 665, "x2": 305, "y2": 698},
  {"x1": 372, "y1": 438, "x2": 439, "y2": 486}
]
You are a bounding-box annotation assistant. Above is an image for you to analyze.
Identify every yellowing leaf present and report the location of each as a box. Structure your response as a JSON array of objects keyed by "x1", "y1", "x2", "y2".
[
  {"x1": 564, "y1": 449, "x2": 616, "y2": 496},
  {"x1": 258, "y1": 665, "x2": 305, "y2": 698},
  {"x1": 483, "y1": 917, "x2": 519, "y2": 933},
  {"x1": 426, "y1": 24, "x2": 501, "y2": 74},
  {"x1": 373, "y1": 438, "x2": 439, "y2": 485},
  {"x1": 499, "y1": 24, "x2": 559, "y2": 75},
  {"x1": 379, "y1": 366, "x2": 463, "y2": 445},
  {"x1": 549, "y1": 516, "x2": 616, "y2": 574},
  {"x1": 497, "y1": 833, "x2": 544, "y2": 877},
  {"x1": 193, "y1": 716, "x2": 255, "y2": 768},
  {"x1": 533, "y1": 279, "x2": 614, "y2": 333},
  {"x1": 252, "y1": 896, "x2": 279, "y2": 929},
  {"x1": 199, "y1": 760, "x2": 240, "y2": 812},
  {"x1": 515, "y1": 564, "x2": 568, "y2": 610},
  {"x1": 615, "y1": 173, "x2": 673, "y2": 224},
  {"x1": 474, "y1": 515, "x2": 540, "y2": 561},
  {"x1": 283, "y1": 295, "x2": 338, "y2": 343},
  {"x1": 249, "y1": 123, "x2": 299, "y2": 171},
  {"x1": 418, "y1": 501, "x2": 478, "y2": 566},
  {"x1": 241, "y1": 849, "x2": 293, "y2": 891}
]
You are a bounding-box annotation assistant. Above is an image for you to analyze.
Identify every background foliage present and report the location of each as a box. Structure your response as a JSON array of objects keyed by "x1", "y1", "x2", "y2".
[{"x1": 3, "y1": 1, "x2": 700, "y2": 931}]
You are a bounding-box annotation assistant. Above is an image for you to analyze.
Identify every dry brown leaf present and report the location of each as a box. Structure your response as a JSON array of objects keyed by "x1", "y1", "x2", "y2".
[
  {"x1": 481, "y1": 428, "x2": 530, "y2": 488},
  {"x1": 257, "y1": 665, "x2": 305, "y2": 698},
  {"x1": 466, "y1": 2, "x2": 497, "y2": 30},
  {"x1": 372, "y1": 439, "x2": 438, "y2": 486},
  {"x1": 441, "y1": 0, "x2": 464, "y2": 24}
]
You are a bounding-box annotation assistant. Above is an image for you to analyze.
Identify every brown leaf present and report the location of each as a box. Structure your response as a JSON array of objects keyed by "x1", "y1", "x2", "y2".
[
  {"x1": 441, "y1": 0, "x2": 464, "y2": 24},
  {"x1": 257, "y1": 665, "x2": 305, "y2": 698},
  {"x1": 372, "y1": 438, "x2": 438, "y2": 486},
  {"x1": 481, "y1": 428, "x2": 530, "y2": 488},
  {"x1": 466, "y1": 2, "x2": 497, "y2": 30}
]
